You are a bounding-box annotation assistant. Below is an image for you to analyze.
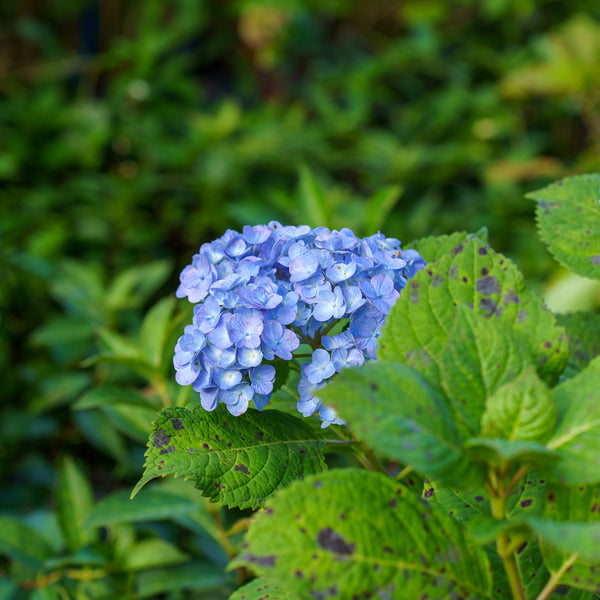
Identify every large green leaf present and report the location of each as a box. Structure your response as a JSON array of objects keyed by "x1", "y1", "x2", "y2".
[
  {"x1": 56, "y1": 455, "x2": 96, "y2": 552},
  {"x1": 233, "y1": 469, "x2": 492, "y2": 599},
  {"x1": 379, "y1": 236, "x2": 568, "y2": 386},
  {"x1": 480, "y1": 367, "x2": 556, "y2": 442},
  {"x1": 139, "y1": 296, "x2": 175, "y2": 368},
  {"x1": 547, "y1": 356, "x2": 600, "y2": 484},
  {"x1": 528, "y1": 173, "x2": 600, "y2": 279},
  {"x1": 440, "y1": 307, "x2": 533, "y2": 433},
  {"x1": 319, "y1": 360, "x2": 478, "y2": 486},
  {"x1": 86, "y1": 489, "x2": 197, "y2": 528},
  {"x1": 132, "y1": 404, "x2": 326, "y2": 509}
]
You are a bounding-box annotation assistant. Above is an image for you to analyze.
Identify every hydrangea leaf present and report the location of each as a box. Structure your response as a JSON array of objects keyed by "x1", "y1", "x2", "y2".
[
  {"x1": 536, "y1": 483, "x2": 600, "y2": 593},
  {"x1": 480, "y1": 366, "x2": 556, "y2": 443},
  {"x1": 464, "y1": 438, "x2": 559, "y2": 468},
  {"x1": 408, "y1": 231, "x2": 481, "y2": 263},
  {"x1": 427, "y1": 473, "x2": 547, "y2": 525},
  {"x1": 318, "y1": 360, "x2": 480, "y2": 486},
  {"x1": 547, "y1": 356, "x2": 600, "y2": 485},
  {"x1": 556, "y1": 311, "x2": 600, "y2": 376},
  {"x1": 228, "y1": 577, "x2": 299, "y2": 600},
  {"x1": 428, "y1": 476, "x2": 549, "y2": 598},
  {"x1": 379, "y1": 235, "x2": 568, "y2": 386},
  {"x1": 527, "y1": 173, "x2": 600, "y2": 279},
  {"x1": 232, "y1": 469, "x2": 492, "y2": 600},
  {"x1": 132, "y1": 404, "x2": 326, "y2": 509},
  {"x1": 440, "y1": 306, "x2": 533, "y2": 433},
  {"x1": 409, "y1": 229, "x2": 489, "y2": 264}
]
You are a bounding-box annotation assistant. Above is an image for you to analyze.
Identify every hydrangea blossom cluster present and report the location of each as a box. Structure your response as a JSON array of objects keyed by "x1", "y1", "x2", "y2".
[{"x1": 173, "y1": 223, "x2": 425, "y2": 426}]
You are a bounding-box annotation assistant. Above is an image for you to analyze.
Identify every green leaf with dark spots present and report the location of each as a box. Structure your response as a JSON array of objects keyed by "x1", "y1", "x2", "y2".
[
  {"x1": 536, "y1": 483, "x2": 600, "y2": 593},
  {"x1": 232, "y1": 469, "x2": 492, "y2": 600},
  {"x1": 379, "y1": 235, "x2": 568, "y2": 387},
  {"x1": 132, "y1": 404, "x2": 326, "y2": 509},
  {"x1": 556, "y1": 311, "x2": 600, "y2": 376},
  {"x1": 528, "y1": 173, "x2": 600, "y2": 279},
  {"x1": 408, "y1": 231, "x2": 487, "y2": 264},
  {"x1": 318, "y1": 360, "x2": 480, "y2": 487},
  {"x1": 228, "y1": 577, "x2": 299, "y2": 600}
]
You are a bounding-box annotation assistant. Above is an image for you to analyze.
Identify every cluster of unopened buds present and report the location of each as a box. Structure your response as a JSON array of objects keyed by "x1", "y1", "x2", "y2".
[{"x1": 173, "y1": 223, "x2": 425, "y2": 427}]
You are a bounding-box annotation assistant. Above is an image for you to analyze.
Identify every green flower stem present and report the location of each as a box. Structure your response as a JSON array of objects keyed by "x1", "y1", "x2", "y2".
[
  {"x1": 488, "y1": 468, "x2": 527, "y2": 600},
  {"x1": 535, "y1": 554, "x2": 579, "y2": 600}
]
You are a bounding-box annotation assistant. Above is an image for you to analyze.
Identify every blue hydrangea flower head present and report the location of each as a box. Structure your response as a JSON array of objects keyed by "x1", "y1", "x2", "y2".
[{"x1": 173, "y1": 223, "x2": 425, "y2": 425}]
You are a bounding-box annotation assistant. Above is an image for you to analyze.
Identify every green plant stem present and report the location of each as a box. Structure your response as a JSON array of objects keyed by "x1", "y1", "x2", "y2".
[
  {"x1": 535, "y1": 554, "x2": 579, "y2": 600},
  {"x1": 396, "y1": 465, "x2": 414, "y2": 480},
  {"x1": 209, "y1": 508, "x2": 249, "y2": 585},
  {"x1": 489, "y1": 470, "x2": 527, "y2": 600},
  {"x1": 356, "y1": 441, "x2": 387, "y2": 474}
]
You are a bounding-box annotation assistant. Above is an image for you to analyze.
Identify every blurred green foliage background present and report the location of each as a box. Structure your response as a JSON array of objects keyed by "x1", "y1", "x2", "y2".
[{"x1": 1, "y1": 0, "x2": 600, "y2": 598}]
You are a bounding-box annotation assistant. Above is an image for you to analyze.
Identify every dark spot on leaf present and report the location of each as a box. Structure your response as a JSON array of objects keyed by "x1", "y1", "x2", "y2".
[
  {"x1": 462, "y1": 276, "x2": 468, "y2": 283},
  {"x1": 383, "y1": 546, "x2": 394, "y2": 553},
  {"x1": 159, "y1": 445, "x2": 175, "y2": 455},
  {"x1": 370, "y1": 382, "x2": 378, "y2": 391},
  {"x1": 295, "y1": 570, "x2": 303, "y2": 578},
  {"x1": 432, "y1": 274, "x2": 445, "y2": 287},
  {"x1": 202, "y1": 443, "x2": 210, "y2": 449},
  {"x1": 591, "y1": 255, "x2": 600, "y2": 265},
  {"x1": 234, "y1": 464, "x2": 250, "y2": 475},
  {"x1": 424, "y1": 488, "x2": 434, "y2": 499},
  {"x1": 453, "y1": 242, "x2": 464, "y2": 254},
  {"x1": 314, "y1": 480, "x2": 323, "y2": 488},
  {"x1": 547, "y1": 492, "x2": 555, "y2": 502},
  {"x1": 152, "y1": 429, "x2": 171, "y2": 448},
  {"x1": 244, "y1": 553, "x2": 276, "y2": 567},
  {"x1": 389, "y1": 498, "x2": 397, "y2": 508},
  {"x1": 481, "y1": 267, "x2": 489, "y2": 276},
  {"x1": 340, "y1": 513, "x2": 346, "y2": 520},
  {"x1": 517, "y1": 542, "x2": 527, "y2": 554},
  {"x1": 544, "y1": 341, "x2": 552, "y2": 348},
  {"x1": 265, "y1": 507, "x2": 273, "y2": 514},
  {"x1": 476, "y1": 276, "x2": 500, "y2": 296},
  {"x1": 317, "y1": 528, "x2": 355, "y2": 555},
  {"x1": 478, "y1": 247, "x2": 488, "y2": 255},
  {"x1": 256, "y1": 431, "x2": 264, "y2": 441},
  {"x1": 520, "y1": 499, "x2": 533, "y2": 508},
  {"x1": 474, "y1": 496, "x2": 484, "y2": 502},
  {"x1": 591, "y1": 502, "x2": 600, "y2": 513},
  {"x1": 171, "y1": 418, "x2": 184, "y2": 430},
  {"x1": 479, "y1": 298, "x2": 498, "y2": 316},
  {"x1": 502, "y1": 290, "x2": 519, "y2": 305}
]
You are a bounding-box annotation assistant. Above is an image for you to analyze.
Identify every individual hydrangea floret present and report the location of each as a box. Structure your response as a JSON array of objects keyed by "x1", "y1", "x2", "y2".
[{"x1": 173, "y1": 222, "x2": 425, "y2": 426}]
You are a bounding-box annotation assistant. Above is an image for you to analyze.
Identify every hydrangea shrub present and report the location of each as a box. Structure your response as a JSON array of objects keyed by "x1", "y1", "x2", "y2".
[{"x1": 136, "y1": 174, "x2": 600, "y2": 600}]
